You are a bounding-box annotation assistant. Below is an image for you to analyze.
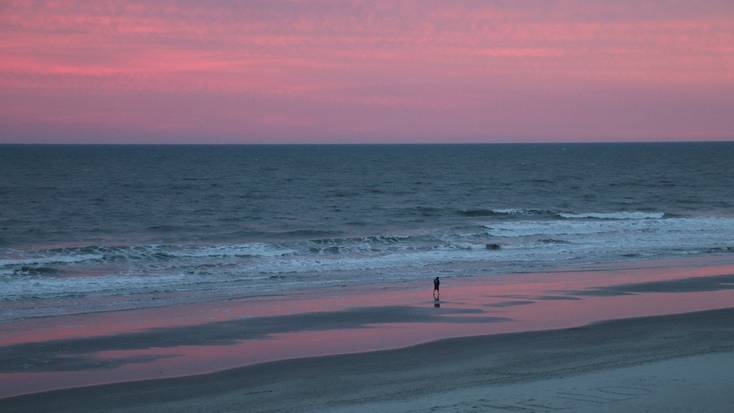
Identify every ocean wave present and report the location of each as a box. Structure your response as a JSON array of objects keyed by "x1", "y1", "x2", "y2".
[
  {"x1": 168, "y1": 243, "x2": 295, "y2": 258},
  {"x1": 270, "y1": 229, "x2": 343, "y2": 238},
  {"x1": 457, "y1": 208, "x2": 559, "y2": 218},
  {"x1": 559, "y1": 211, "x2": 666, "y2": 220},
  {"x1": 537, "y1": 238, "x2": 570, "y2": 244},
  {"x1": 305, "y1": 234, "x2": 431, "y2": 255},
  {"x1": 459, "y1": 208, "x2": 669, "y2": 220},
  {"x1": 0, "y1": 243, "x2": 297, "y2": 270},
  {"x1": 2, "y1": 214, "x2": 728, "y2": 281},
  {"x1": 705, "y1": 246, "x2": 734, "y2": 254},
  {"x1": 1, "y1": 272, "x2": 191, "y2": 302},
  {"x1": 398, "y1": 206, "x2": 559, "y2": 219},
  {"x1": 12, "y1": 266, "x2": 60, "y2": 276},
  {"x1": 0, "y1": 253, "x2": 104, "y2": 267},
  {"x1": 484, "y1": 216, "x2": 733, "y2": 239}
]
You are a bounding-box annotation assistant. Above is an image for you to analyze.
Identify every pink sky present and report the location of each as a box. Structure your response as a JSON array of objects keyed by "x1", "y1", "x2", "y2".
[{"x1": 1, "y1": 0, "x2": 733, "y2": 143}]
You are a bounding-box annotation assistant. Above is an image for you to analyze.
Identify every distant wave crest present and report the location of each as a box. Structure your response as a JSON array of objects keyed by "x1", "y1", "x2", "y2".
[
  {"x1": 458, "y1": 208, "x2": 558, "y2": 218},
  {"x1": 457, "y1": 208, "x2": 669, "y2": 221},
  {"x1": 559, "y1": 211, "x2": 666, "y2": 220}
]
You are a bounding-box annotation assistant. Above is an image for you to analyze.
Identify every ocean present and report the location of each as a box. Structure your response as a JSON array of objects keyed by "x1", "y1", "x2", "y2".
[{"x1": 1, "y1": 143, "x2": 734, "y2": 320}]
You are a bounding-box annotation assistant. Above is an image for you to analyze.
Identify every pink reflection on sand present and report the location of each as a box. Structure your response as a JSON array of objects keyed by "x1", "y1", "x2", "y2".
[
  {"x1": 2, "y1": 257, "x2": 734, "y2": 398},
  {"x1": 4, "y1": 256, "x2": 733, "y2": 347}
]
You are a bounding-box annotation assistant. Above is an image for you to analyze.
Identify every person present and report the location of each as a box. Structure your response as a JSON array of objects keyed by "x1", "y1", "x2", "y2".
[{"x1": 433, "y1": 276, "x2": 440, "y2": 300}]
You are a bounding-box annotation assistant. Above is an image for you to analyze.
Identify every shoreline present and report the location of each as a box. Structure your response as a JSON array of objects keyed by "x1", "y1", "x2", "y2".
[
  {"x1": 5, "y1": 253, "x2": 734, "y2": 325},
  {"x1": 2, "y1": 307, "x2": 734, "y2": 412},
  {"x1": 4, "y1": 253, "x2": 733, "y2": 326}
]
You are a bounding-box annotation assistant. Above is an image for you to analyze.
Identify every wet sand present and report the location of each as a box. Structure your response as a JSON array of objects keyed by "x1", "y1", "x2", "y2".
[
  {"x1": 2, "y1": 308, "x2": 734, "y2": 412},
  {"x1": 2, "y1": 256, "x2": 734, "y2": 411}
]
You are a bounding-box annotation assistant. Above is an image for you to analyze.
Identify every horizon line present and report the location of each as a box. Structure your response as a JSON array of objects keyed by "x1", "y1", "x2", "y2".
[{"x1": 1, "y1": 139, "x2": 733, "y2": 146}]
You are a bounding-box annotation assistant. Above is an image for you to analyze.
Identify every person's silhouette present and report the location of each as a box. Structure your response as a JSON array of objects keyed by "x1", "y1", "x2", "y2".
[{"x1": 433, "y1": 276, "x2": 440, "y2": 300}]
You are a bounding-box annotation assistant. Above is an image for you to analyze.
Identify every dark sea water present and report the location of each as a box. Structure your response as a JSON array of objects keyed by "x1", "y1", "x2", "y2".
[{"x1": 2, "y1": 143, "x2": 734, "y2": 320}]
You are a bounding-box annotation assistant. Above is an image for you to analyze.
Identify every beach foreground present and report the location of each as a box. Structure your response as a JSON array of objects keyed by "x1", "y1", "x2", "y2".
[{"x1": 3, "y1": 307, "x2": 734, "y2": 412}]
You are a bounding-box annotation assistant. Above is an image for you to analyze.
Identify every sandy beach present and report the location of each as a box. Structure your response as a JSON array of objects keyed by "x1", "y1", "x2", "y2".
[
  {"x1": 2, "y1": 257, "x2": 734, "y2": 412},
  {"x1": 2, "y1": 307, "x2": 734, "y2": 412}
]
